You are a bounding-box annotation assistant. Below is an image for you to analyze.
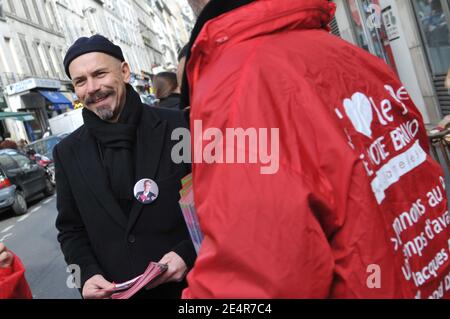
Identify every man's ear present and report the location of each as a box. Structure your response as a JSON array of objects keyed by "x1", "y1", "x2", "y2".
[{"x1": 121, "y1": 62, "x2": 131, "y2": 83}]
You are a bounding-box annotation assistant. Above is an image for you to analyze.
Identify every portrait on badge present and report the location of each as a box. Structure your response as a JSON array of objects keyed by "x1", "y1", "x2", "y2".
[{"x1": 134, "y1": 179, "x2": 159, "y2": 204}]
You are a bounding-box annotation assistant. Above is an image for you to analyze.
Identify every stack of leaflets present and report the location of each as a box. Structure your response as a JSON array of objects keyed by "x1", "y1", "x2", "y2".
[
  {"x1": 179, "y1": 173, "x2": 203, "y2": 254},
  {"x1": 111, "y1": 262, "x2": 168, "y2": 299}
]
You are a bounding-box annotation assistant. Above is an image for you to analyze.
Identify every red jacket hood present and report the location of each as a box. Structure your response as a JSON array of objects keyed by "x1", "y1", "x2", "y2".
[{"x1": 191, "y1": 0, "x2": 336, "y2": 59}]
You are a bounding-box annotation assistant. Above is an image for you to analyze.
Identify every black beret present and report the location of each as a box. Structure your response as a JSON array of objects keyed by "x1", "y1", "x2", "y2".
[{"x1": 63, "y1": 34, "x2": 125, "y2": 79}]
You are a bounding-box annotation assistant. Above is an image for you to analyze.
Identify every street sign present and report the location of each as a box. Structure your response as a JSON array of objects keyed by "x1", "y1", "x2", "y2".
[
  {"x1": 382, "y1": 6, "x2": 400, "y2": 42},
  {"x1": 6, "y1": 78, "x2": 61, "y2": 96}
]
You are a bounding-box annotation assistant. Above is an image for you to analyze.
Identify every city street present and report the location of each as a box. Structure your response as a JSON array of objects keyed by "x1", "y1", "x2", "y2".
[{"x1": 0, "y1": 193, "x2": 80, "y2": 299}]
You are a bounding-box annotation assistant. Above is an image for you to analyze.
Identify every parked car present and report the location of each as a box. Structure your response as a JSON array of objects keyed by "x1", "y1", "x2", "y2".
[
  {"x1": 0, "y1": 149, "x2": 55, "y2": 215},
  {"x1": 26, "y1": 149, "x2": 56, "y2": 186},
  {"x1": 140, "y1": 93, "x2": 157, "y2": 106},
  {"x1": 25, "y1": 134, "x2": 68, "y2": 186},
  {"x1": 26, "y1": 134, "x2": 68, "y2": 161}
]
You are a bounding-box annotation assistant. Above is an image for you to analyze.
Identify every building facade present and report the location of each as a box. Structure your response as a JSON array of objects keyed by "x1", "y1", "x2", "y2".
[
  {"x1": 0, "y1": 0, "x2": 72, "y2": 141},
  {"x1": 0, "y1": 0, "x2": 195, "y2": 142},
  {"x1": 332, "y1": 0, "x2": 450, "y2": 125}
]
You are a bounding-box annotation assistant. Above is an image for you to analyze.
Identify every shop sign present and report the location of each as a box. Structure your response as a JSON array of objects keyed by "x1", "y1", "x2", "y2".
[
  {"x1": 6, "y1": 78, "x2": 61, "y2": 95},
  {"x1": 382, "y1": 6, "x2": 400, "y2": 42}
]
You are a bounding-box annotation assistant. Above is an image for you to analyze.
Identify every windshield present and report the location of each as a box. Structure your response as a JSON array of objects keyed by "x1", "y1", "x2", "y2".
[{"x1": 27, "y1": 137, "x2": 61, "y2": 160}]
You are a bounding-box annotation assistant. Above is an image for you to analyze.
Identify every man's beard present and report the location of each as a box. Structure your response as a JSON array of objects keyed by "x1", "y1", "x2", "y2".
[
  {"x1": 85, "y1": 89, "x2": 116, "y2": 121},
  {"x1": 96, "y1": 106, "x2": 114, "y2": 121}
]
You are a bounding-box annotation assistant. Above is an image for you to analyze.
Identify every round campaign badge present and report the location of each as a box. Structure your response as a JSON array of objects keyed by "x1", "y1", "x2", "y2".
[{"x1": 134, "y1": 178, "x2": 159, "y2": 204}]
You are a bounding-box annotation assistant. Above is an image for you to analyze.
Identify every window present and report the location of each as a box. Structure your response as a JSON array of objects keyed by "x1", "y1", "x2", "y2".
[
  {"x1": 4, "y1": 37, "x2": 22, "y2": 74},
  {"x1": 33, "y1": 42, "x2": 46, "y2": 76},
  {"x1": 32, "y1": 0, "x2": 44, "y2": 26},
  {"x1": 7, "y1": 0, "x2": 15, "y2": 15},
  {"x1": 19, "y1": 34, "x2": 37, "y2": 76},
  {"x1": 28, "y1": 137, "x2": 59, "y2": 158},
  {"x1": 43, "y1": 0, "x2": 57, "y2": 31},
  {"x1": 0, "y1": 2, "x2": 4, "y2": 18},
  {"x1": 412, "y1": 0, "x2": 450, "y2": 75},
  {"x1": 59, "y1": 48, "x2": 65, "y2": 66},
  {"x1": 0, "y1": 155, "x2": 18, "y2": 171},
  {"x1": 11, "y1": 154, "x2": 31, "y2": 169},
  {"x1": 21, "y1": 0, "x2": 32, "y2": 20},
  {"x1": 345, "y1": 0, "x2": 396, "y2": 70},
  {"x1": 42, "y1": 0, "x2": 52, "y2": 29},
  {"x1": 0, "y1": 39, "x2": 8, "y2": 72},
  {"x1": 48, "y1": 1, "x2": 60, "y2": 31},
  {"x1": 53, "y1": 47, "x2": 64, "y2": 76},
  {"x1": 44, "y1": 44, "x2": 57, "y2": 77},
  {"x1": 63, "y1": 20, "x2": 74, "y2": 43},
  {"x1": 49, "y1": 47, "x2": 62, "y2": 78}
]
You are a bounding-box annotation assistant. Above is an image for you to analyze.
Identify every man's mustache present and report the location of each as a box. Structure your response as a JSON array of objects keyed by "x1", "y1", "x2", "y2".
[{"x1": 85, "y1": 89, "x2": 115, "y2": 105}]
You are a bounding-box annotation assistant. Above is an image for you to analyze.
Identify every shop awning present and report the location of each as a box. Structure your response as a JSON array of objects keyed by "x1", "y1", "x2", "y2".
[
  {"x1": 38, "y1": 90, "x2": 72, "y2": 110},
  {"x1": 0, "y1": 112, "x2": 35, "y2": 121}
]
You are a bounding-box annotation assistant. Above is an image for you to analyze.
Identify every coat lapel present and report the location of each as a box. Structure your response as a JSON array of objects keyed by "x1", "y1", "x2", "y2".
[
  {"x1": 74, "y1": 129, "x2": 128, "y2": 230},
  {"x1": 127, "y1": 108, "x2": 168, "y2": 232}
]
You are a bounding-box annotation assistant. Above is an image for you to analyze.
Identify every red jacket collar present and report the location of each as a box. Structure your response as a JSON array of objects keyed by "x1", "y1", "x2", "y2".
[{"x1": 181, "y1": 0, "x2": 336, "y2": 108}]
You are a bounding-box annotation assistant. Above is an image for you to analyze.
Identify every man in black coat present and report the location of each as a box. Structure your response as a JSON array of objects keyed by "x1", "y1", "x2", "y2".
[{"x1": 54, "y1": 34, "x2": 195, "y2": 299}]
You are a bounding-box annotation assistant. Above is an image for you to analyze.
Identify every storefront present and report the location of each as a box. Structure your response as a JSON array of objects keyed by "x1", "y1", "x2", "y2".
[
  {"x1": 411, "y1": 0, "x2": 450, "y2": 115},
  {"x1": 345, "y1": 0, "x2": 398, "y2": 72},
  {"x1": 0, "y1": 111, "x2": 34, "y2": 141},
  {"x1": 333, "y1": 0, "x2": 450, "y2": 123},
  {"x1": 4, "y1": 78, "x2": 73, "y2": 141}
]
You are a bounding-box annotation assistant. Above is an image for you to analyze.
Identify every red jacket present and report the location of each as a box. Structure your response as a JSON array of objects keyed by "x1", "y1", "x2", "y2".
[
  {"x1": 0, "y1": 254, "x2": 32, "y2": 299},
  {"x1": 183, "y1": 0, "x2": 450, "y2": 298}
]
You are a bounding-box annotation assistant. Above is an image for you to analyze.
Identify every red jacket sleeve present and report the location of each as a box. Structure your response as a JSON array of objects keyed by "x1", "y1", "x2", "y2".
[{"x1": 0, "y1": 254, "x2": 32, "y2": 299}]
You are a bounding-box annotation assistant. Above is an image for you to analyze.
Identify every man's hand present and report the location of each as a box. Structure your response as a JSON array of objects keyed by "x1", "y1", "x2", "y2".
[
  {"x1": 82, "y1": 274, "x2": 115, "y2": 299},
  {"x1": 146, "y1": 251, "x2": 188, "y2": 290},
  {"x1": 0, "y1": 243, "x2": 14, "y2": 268}
]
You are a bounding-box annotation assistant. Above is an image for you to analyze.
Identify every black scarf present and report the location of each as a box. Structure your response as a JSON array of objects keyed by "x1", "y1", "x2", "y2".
[{"x1": 83, "y1": 84, "x2": 143, "y2": 216}]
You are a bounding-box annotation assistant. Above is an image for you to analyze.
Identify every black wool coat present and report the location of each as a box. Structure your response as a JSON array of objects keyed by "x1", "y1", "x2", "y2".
[{"x1": 54, "y1": 105, "x2": 195, "y2": 299}]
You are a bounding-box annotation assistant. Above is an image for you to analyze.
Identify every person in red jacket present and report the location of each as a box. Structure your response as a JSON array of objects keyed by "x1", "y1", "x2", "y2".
[
  {"x1": 0, "y1": 243, "x2": 32, "y2": 299},
  {"x1": 181, "y1": 0, "x2": 450, "y2": 298}
]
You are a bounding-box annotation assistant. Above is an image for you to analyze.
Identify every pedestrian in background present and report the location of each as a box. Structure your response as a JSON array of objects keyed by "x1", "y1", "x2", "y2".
[
  {"x1": 0, "y1": 243, "x2": 32, "y2": 299},
  {"x1": 154, "y1": 72, "x2": 181, "y2": 110},
  {"x1": 0, "y1": 140, "x2": 18, "y2": 150}
]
